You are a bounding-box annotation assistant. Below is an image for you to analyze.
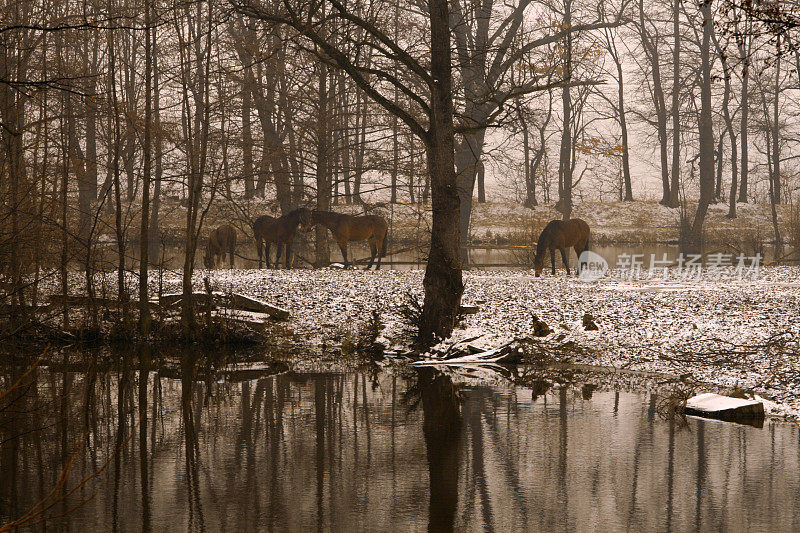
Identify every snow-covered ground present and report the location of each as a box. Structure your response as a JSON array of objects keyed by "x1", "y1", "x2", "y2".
[{"x1": 168, "y1": 265, "x2": 800, "y2": 415}]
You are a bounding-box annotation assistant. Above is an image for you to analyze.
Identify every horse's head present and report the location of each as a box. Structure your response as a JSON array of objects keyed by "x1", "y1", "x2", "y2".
[
  {"x1": 297, "y1": 208, "x2": 313, "y2": 231},
  {"x1": 203, "y1": 249, "x2": 213, "y2": 269},
  {"x1": 533, "y1": 254, "x2": 543, "y2": 277},
  {"x1": 533, "y1": 238, "x2": 546, "y2": 277}
]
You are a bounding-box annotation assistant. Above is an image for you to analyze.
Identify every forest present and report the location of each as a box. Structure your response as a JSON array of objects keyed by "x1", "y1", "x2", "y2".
[
  {"x1": 1, "y1": 0, "x2": 800, "y2": 344},
  {"x1": 5, "y1": 3, "x2": 800, "y2": 530}
]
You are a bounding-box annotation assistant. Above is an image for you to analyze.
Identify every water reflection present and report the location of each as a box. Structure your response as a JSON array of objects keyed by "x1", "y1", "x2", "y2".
[
  {"x1": 418, "y1": 368, "x2": 461, "y2": 532},
  {"x1": 144, "y1": 243, "x2": 767, "y2": 271},
  {"x1": 1, "y1": 358, "x2": 799, "y2": 531}
]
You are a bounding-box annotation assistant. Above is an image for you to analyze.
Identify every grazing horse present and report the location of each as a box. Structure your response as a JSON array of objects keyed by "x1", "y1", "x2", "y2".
[
  {"x1": 204, "y1": 225, "x2": 237, "y2": 268},
  {"x1": 312, "y1": 210, "x2": 389, "y2": 269},
  {"x1": 533, "y1": 218, "x2": 590, "y2": 277},
  {"x1": 252, "y1": 207, "x2": 313, "y2": 268}
]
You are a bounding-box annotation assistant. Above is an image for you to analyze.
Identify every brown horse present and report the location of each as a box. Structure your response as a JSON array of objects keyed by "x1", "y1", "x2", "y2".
[
  {"x1": 204, "y1": 225, "x2": 237, "y2": 269},
  {"x1": 312, "y1": 210, "x2": 389, "y2": 269},
  {"x1": 252, "y1": 207, "x2": 313, "y2": 268},
  {"x1": 533, "y1": 218, "x2": 590, "y2": 277}
]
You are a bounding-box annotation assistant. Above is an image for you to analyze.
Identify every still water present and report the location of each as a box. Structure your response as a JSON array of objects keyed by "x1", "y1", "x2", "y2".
[
  {"x1": 1, "y1": 357, "x2": 799, "y2": 532},
  {"x1": 138, "y1": 242, "x2": 791, "y2": 272}
]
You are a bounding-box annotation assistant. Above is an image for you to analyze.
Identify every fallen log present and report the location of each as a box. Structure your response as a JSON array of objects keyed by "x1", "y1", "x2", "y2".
[
  {"x1": 159, "y1": 292, "x2": 224, "y2": 309},
  {"x1": 229, "y1": 294, "x2": 290, "y2": 320}
]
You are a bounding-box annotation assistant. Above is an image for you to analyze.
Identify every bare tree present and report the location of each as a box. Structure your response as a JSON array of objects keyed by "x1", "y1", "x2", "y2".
[
  {"x1": 687, "y1": 0, "x2": 715, "y2": 249},
  {"x1": 234, "y1": 0, "x2": 464, "y2": 344},
  {"x1": 600, "y1": 23, "x2": 633, "y2": 201},
  {"x1": 636, "y1": 0, "x2": 673, "y2": 205}
]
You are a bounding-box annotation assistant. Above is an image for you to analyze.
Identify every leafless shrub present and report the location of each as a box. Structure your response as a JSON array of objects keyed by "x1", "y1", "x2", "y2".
[
  {"x1": 341, "y1": 309, "x2": 385, "y2": 361},
  {"x1": 398, "y1": 290, "x2": 425, "y2": 344},
  {"x1": 656, "y1": 382, "x2": 696, "y2": 424}
]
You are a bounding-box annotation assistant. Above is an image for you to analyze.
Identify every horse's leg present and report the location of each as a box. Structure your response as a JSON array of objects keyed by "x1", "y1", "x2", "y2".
[
  {"x1": 256, "y1": 238, "x2": 263, "y2": 269},
  {"x1": 574, "y1": 243, "x2": 586, "y2": 274},
  {"x1": 338, "y1": 241, "x2": 349, "y2": 268},
  {"x1": 550, "y1": 248, "x2": 556, "y2": 275},
  {"x1": 376, "y1": 227, "x2": 388, "y2": 270},
  {"x1": 229, "y1": 242, "x2": 235, "y2": 268},
  {"x1": 560, "y1": 247, "x2": 570, "y2": 275},
  {"x1": 275, "y1": 244, "x2": 283, "y2": 269},
  {"x1": 365, "y1": 239, "x2": 377, "y2": 270},
  {"x1": 265, "y1": 244, "x2": 271, "y2": 269},
  {"x1": 286, "y1": 242, "x2": 293, "y2": 269}
]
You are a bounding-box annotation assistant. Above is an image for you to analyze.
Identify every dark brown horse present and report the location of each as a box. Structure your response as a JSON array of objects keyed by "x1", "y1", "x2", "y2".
[
  {"x1": 204, "y1": 225, "x2": 237, "y2": 269},
  {"x1": 252, "y1": 207, "x2": 313, "y2": 268},
  {"x1": 533, "y1": 218, "x2": 590, "y2": 277},
  {"x1": 312, "y1": 210, "x2": 389, "y2": 269}
]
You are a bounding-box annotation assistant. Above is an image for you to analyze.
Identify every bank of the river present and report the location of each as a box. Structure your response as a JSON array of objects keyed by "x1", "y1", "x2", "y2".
[
  {"x1": 14, "y1": 265, "x2": 800, "y2": 416},
  {"x1": 156, "y1": 266, "x2": 800, "y2": 416},
  {"x1": 98, "y1": 197, "x2": 796, "y2": 248}
]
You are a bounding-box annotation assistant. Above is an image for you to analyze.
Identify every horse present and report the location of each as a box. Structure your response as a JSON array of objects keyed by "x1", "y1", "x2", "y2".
[
  {"x1": 533, "y1": 218, "x2": 591, "y2": 277},
  {"x1": 311, "y1": 210, "x2": 389, "y2": 269},
  {"x1": 204, "y1": 225, "x2": 237, "y2": 269},
  {"x1": 252, "y1": 207, "x2": 313, "y2": 268}
]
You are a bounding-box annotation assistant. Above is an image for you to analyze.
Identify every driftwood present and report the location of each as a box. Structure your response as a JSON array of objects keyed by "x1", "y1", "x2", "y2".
[
  {"x1": 160, "y1": 292, "x2": 290, "y2": 321},
  {"x1": 159, "y1": 291, "x2": 225, "y2": 309},
  {"x1": 45, "y1": 291, "x2": 289, "y2": 322},
  {"x1": 229, "y1": 294, "x2": 290, "y2": 320},
  {"x1": 413, "y1": 338, "x2": 526, "y2": 366}
]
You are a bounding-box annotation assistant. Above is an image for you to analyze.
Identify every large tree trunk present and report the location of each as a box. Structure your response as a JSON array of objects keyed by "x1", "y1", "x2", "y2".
[
  {"x1": 668, "y1": 0, "x2": 681, "y2": 208},
  {"x1": 558, "y1": 0, "x2": 573, "y2": 221},
  {"x1": 456, "y1": 129, "x2": 485, "y2": 266},
  {"x1": 476, "y1": 160, "x2": 486, "y2": 203},
  {"x1": 688, "y1": 0, "x2": 715, "y2": 251},
  {"x1": 639, "y1": 0, "x2": 671, "y2": 205},
  {"x1": 772, "y1": 36, "x2": 781, "y2": 205},
  {"x1": 738, "y1": 37, "x2": 750, "y2": 203},
  {"x1": 108, "y1": 1, "x2": 128, "y2": 325},
  {"x1": 139, "y1": 0, "x2": 153, "y2": 336},
  {"x1": 0, "y1": 45, "x2": 29, "y2": 325},
  {"x1": 614, "y1": 49, "x2": 633, "y2": 201},
  {"x1": 230, "y1": 22, "x2": 293, "y2": 212},
  {"x1": 180, "y1": 0, "x2": 212, "y2": 338},
  {"x1": 353, "y1": 89, "x2": 367, "y2": 204},
  {"x1": 420, "y1": 0, "x2": 464, "y2": 347},
  {"x1": 315, "y1": 63, "x2": 331, "y2": 267},
  {"x1": 149, "y1": 25, "x2": 163, "y2": 257},
  {"x1": 714, "y1": 133, "x2": 725, "y2": 200},
  {"x1": 518, "y1": 102, "x2": 534, "y2": 207},
  {"x1": 712, "y1": 26, "x2": 738, "y2": 218},
  {"x1": 80, "y1": 30, "x2": 99, "y2": 243}
]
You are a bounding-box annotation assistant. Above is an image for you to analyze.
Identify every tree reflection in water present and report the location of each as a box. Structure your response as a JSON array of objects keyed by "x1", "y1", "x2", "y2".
[
  {"x1": 417, "y1": 368, "x2": 463, "y2": 533},
  {"x1": 181, "y1": 349, "x2": 205, "y2": 532},
  {"x1": 2, "y1": 355, "x2": 800, "y2": 532}
]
